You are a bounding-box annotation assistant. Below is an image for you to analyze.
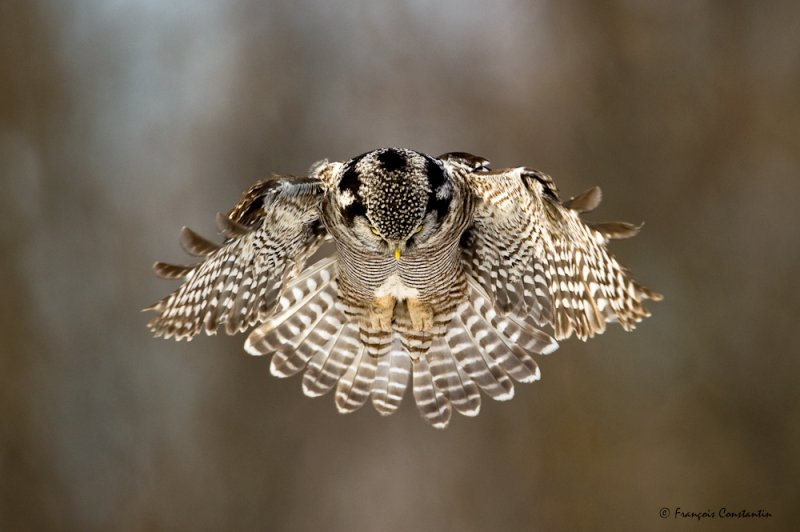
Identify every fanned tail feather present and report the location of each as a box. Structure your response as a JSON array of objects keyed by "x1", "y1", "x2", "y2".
[
  {"x1": 370, "y1": 342, "x2": 412, "y2": 415},
  {"x1": 236, "y1": 260, "x2": 560, "y2": 429},
  {"x1": 302, "y1": 321, "x2": 359, "y2": 397},
  {"x1": 412, "y1": 356, "x2": 452, "y2": 429},
  {"x1": 335, "y1": 346, "x2": 378, "y2": 413},
  {"x1": 445, "y1": 306, "x2": 514, "y2": 401},
  {"x1": 243, "y1": 259, "x2": 338, "y2": 376},
  {"x1": 427, "y1": 336, "x2": 481, "y2": 417},
  {"x1": 266, "y1": 286, "x2": 337, "y2": 378},
  {"x1": 468, "y1": 282, "x2": 555, "y2": 382}
]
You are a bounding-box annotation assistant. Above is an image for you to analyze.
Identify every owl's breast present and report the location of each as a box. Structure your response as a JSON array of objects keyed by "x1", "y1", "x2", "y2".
[
  {"x1": 374, "y1": 273, "x2": 420, "y2": 300},
  {"x1": 394, "y1": 239, "x2": 463, "y2": 299}
]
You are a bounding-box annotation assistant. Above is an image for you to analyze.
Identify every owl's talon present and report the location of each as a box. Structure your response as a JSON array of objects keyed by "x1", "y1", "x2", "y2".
[
  {"x1": 407, "y1": 298, "x2": 433, "y2": 332},
  {"x1": 367, "y1": 295, "x2": 395, "y2": 332},
  {"x1": 369, "y1": 314, "x2": 393, "y2": 332}
]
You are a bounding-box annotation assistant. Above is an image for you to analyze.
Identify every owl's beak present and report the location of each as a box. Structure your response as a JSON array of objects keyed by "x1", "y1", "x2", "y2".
[{"x1": 393, "y1": 247, "x2": 401, "y2": 260}]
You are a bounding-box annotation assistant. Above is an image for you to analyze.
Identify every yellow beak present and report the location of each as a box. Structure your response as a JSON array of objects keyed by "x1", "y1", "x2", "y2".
[{"x1": 394, "y1": 247, "x2": 401, "y2": 260}]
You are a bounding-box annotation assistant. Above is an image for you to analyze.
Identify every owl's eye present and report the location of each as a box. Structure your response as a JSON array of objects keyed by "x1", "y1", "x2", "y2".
[
  {"x1": 414, "y1": 225, "x2": 424, "y2": 234},
  {"x1": 369, "y1": 226, "x2": 381, "y2": 235}
]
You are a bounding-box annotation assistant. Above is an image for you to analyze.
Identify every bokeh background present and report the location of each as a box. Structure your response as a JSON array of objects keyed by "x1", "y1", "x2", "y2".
[{"x1": 2, "y1": 1, "x2": 799, "y2": 531}]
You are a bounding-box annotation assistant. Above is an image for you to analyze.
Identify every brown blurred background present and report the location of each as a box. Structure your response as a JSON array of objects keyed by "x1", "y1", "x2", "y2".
[{"x1": 2, "y1": 1, "x2": 799, "y2": 531}]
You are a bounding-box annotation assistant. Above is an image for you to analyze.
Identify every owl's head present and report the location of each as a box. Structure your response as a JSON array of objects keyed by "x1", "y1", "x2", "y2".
[{"x1": 332, "y1": 148, "x2": 452, "y2": 258}]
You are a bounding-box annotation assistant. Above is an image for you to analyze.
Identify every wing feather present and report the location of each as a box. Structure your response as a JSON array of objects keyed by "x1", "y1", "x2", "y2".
[
  {"x1": 146, "y1": 177, "x2": 327, "y2": 339},
  {"x1": 179, "y1": 226, "x2": 221, "y2": 257},
  {"x1": 455, "y1": 163, "x2": 661, "y2": 341}
]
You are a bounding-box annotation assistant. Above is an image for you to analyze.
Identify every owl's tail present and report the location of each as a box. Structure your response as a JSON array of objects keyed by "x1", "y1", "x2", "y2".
[
  {"x1": 244, "y1": 258, "x2": 395, "y2": 413},
  {"x1": 410, "y1": 279, "x2": 558, "y2": 427},
  {"x1": 247, "y1": 262, "x2": 559, "y2": 428}
]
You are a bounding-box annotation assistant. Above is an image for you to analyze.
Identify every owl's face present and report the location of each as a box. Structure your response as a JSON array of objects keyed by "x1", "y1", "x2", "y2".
[
  {"x1": 351, "y1": 205, "x2": 434, "y2": 259},
  {"x1": 333, "y1": 148, "x2": 452, "y2": 258}
]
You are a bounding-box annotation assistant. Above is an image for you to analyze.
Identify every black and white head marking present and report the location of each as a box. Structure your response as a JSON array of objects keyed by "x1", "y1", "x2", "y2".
[{"x1": 336, "y1": 148, "x2": 452, "y2": 239}]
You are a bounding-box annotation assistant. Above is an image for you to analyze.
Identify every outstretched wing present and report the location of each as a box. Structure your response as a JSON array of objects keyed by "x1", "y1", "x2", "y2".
[
  {"x1": 145, "y1": 176, "x2": 327, "y2": 340},
  {"x1": 447, "y1": 155, "x2": 662, "y2": 341}
]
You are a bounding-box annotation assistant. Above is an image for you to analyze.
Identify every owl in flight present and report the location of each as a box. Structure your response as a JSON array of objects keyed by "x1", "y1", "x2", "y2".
[{"x1": 146, "y1": 148, "x2": 661, "y2": 428}]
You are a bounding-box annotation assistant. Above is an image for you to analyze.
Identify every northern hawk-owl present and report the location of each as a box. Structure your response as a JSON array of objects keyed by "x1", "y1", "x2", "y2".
[{"x1": 146, "y1": 148, "x2": 661, "y2": 428}]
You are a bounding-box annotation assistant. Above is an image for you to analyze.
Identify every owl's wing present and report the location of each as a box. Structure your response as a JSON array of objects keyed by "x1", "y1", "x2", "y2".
[
  {"x1": 145, "y1": 176, "x2": 328, "y2": 340},
  {"x1": 450, "y1": 157, "x2": 662, "y2": 341}
]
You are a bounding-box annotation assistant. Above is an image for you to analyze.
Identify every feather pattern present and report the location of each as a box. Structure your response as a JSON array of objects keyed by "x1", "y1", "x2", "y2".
[
  {"x1": 412, "y1": 355, "x2": 452, "y2": 429},
  {"x1": 148, "y1": 148, "x2": 661, "y2": 429},
  {"x1": 335, "y1": 346, "x2": 378, "y2": 414},
  {"x1": 146, "y1": 177, "x2": 326, "y2": 340},
  {"x1": 427, "y1": 335, "x2": 481, "y2": 417},
  {"x1": 457, "y1": 164, "x2": 662, "y2": 342},
  {"x1": 445, "y1": 306, "x2": 514, "y2": 401},
  {"x1": 152, "y1": 261, "x2": 194, "y2": 280},
  {"x1": 302, "y1": 321, "x2": 359, "y2": 397},
  {"x1": 371, "y1": 343, "x2": 412, "y2": 415}
]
